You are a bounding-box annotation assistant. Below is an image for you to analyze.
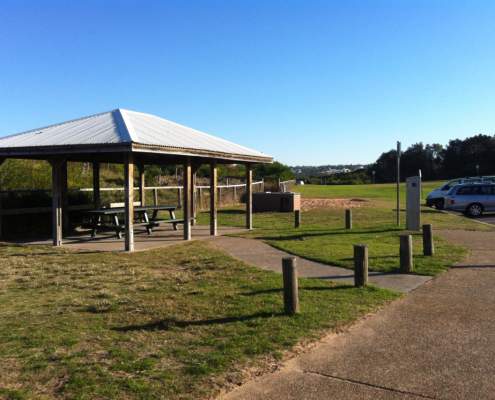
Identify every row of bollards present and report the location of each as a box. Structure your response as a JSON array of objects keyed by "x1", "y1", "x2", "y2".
[
  {"x1": 357, "y1": 224, "x2": 435, "y2": 283},
  {"x1": 283, "y1": 221, "x2": 435, "y2": 315}
]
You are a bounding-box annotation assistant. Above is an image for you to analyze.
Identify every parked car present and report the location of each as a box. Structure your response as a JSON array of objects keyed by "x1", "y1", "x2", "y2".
[
  {"x1": 444, "y1": 183, "x2": 495, "y2": 217},
  {"x1": 426, "y1": 177, "x2": 495, "y2": 209}
]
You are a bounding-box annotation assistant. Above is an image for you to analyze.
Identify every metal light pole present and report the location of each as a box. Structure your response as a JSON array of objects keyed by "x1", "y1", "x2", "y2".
[
  {"x1": 476, "y1": 164, "x2": 480, "y2": 177},
  {"x1": 396, "y1": 141, "x2": 401, "y2": 226},
  {"x1": 372, "y1": 170, "x2": 376, "y2": 184}
]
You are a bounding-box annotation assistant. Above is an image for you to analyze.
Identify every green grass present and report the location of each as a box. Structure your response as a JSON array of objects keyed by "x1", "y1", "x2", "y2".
[
  {"x1": 296, "y1": 181, "x2": 442, "y2": 200},
  {"x1": 0, "y1": 241, "x2": 398, "y2": 400},
  {"x1": 196, "y1": 181, "x2": 491, "y2": 275}
]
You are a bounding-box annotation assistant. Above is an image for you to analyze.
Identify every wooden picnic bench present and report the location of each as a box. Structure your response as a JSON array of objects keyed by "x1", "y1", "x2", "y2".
[{"x1": 85, "y1": 205, "x2": 185, "y2": 239}]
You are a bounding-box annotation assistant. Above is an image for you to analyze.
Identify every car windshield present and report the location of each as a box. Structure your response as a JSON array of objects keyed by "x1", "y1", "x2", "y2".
[{"x1": 447, "y1": 186, "x2": 458, "y2": 195}]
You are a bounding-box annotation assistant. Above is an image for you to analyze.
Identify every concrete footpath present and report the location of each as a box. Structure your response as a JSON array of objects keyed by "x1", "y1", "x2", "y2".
[
  {"x1": 212, "y1": 236, "x2": 431, "y2": 293},
  {"x1": 220, "y1": 230, "x2": 495, "y2": 400}
]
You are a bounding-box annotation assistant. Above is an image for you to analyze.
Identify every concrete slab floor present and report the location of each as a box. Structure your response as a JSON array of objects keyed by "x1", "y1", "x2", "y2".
[{"x1": 9, "y1": 225, "x2": 246, "y2": 252}]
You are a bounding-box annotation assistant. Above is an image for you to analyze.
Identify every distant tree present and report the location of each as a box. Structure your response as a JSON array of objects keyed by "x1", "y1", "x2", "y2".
[
  {"x1": 441, "y1": 134, "x2": 495, "y2": 178},
  {"x1": 254, "y1": 161, "x2": 294, "y2": 181}
]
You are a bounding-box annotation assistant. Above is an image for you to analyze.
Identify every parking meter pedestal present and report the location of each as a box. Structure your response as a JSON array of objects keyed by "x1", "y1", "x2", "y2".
[{"x1": 406, "y1": 176, "x2": 421, "y2": 231}]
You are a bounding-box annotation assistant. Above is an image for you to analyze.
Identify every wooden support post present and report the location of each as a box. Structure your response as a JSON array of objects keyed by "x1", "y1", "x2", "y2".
[
  {"x1": 124, "y1": 154, "x2": 135, "y2": 252},
  {"x1": 61, "y1": 161, "x2": 69, "y2": 234},
  {"x1": 50, "y1": 159, "x2": 64, "y2": 247},
  {"x1": 0, "y1": 158, "x2": 5, "y2": 238},
  {"x1": 345, "y1": 209, "x2": 352, "y2": 229},
  {"x1": 246, "y1": 164, "x2": 253, "y2": 230},
  {"x1": 282, "y1": 257, "x2": 299, "y2": 315},
  {"x1": 183, "y1": 160, "x2": 192, "y2": 240},
  {"x1": 190, "y1": 168, "x2": 197, "y2": 226},
  {"x1": 354, "y1": 244, "x2": 368, "y2": 287},
  {"x1": 210, "y1": 161, "x2": 218, "y2": 236},
  {"x1": 400, "y1": 234, "x2": 413, "y2": 272},
  {"x1": 92, "y1": 162, "x2": 101, "y2": 209},
  {"x1": 422, "y1": 224, "x2": 434, "y2": 256},
  {"x1": 294, "y1": 210, "x2": 301, "y2": 228},
  {"x1": 153, "y1": 188, "x2": 158, "y2": 206},
  {"x1": 138, "y1": 163, "x2": 145, "y2": 206}
]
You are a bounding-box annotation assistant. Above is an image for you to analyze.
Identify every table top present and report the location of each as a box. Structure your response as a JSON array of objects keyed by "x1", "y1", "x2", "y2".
[{"x1": 85, "y1": 205, "x2": 176, "y2": 215}]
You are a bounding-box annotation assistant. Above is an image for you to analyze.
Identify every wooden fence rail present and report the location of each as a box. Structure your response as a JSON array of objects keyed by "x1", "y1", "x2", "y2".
[{"x1": 0, "y1": 181, "x2": 264, "y2": 216}]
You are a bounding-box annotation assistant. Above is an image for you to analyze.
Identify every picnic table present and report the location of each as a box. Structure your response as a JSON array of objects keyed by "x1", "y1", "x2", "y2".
[{"x1": 85, "y1": 205, "x2": 184, "y2": 238}]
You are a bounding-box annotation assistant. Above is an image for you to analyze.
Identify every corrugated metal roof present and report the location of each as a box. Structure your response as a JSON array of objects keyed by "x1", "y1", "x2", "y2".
[{"x1": 0, "y1": 109, "x2": 272, "y2": 162}]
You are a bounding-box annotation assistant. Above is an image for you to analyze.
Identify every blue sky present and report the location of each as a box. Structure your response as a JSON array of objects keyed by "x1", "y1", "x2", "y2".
[{"x1": 1, "y1": 0, "x2": 494, "y2": 165}]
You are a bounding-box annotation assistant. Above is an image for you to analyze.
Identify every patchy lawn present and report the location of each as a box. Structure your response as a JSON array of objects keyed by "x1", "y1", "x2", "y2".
[{"x1": 0, "y1": 241, "x2": 397, "y2": 400}]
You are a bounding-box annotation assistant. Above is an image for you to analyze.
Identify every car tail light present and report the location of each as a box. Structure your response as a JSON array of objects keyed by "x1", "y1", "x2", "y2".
[{"x1": 449, "y1": 199, "x2": 455, "y2": 205}]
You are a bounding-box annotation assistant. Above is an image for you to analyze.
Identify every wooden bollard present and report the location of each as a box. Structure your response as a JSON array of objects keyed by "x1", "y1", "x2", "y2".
[
  {"x1": 353, "y1": 244, "x2": 368, "y2": 287},
  {"x1": 400, "y1": 234, "x2": 413, "y2": 273},
  {"x1": 422, "y1": 224, "x2": 434, "y2": 256},
  {"x1": 282, "y1": 257, "x2": 299, "y2": 315},
  {"x1": 345, "y1": 209, "x2": 352, "y2": 229},
  {"x1": 294, "y1": 210, "x2": 301, "y2": 228}
]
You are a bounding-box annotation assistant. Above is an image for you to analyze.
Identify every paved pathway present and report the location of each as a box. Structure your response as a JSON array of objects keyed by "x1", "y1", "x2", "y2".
[
  {"x1": 212, "y1": 236, "x2": 431, "y2": 293},
  {"x1": 220, "y1": 230, "x2": 495, "y2": 400}
]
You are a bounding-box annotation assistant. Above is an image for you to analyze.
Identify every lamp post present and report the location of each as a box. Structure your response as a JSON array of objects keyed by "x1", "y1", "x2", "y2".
[
  {"x1": 476, "y1": 164, "x2": 480, "y2": 177},
  {"x1": 372, "y1": 170, "x2": 376, "y2": 184}
]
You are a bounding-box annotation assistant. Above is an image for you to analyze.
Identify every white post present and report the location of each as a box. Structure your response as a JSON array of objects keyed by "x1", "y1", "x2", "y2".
[
  {"x1": 50, "y1": 159, "x2": 63, "y2": 247},
  {"x1": 183, "y1": 160, "x2": 192, "y2": 240},
  {"x1": 210, "y1": 161, "x2": 218, "y2": 236},
  {"x1": 246, "y1": 164, "x2": 253, "y2": 230},
  {"x1": 124, "y1": 154, "x2": 135, "y2": 252}
]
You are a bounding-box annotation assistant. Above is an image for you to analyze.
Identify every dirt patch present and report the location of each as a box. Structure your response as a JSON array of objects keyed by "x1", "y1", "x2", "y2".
[{"x1": 301, "y1": 198, "x2": 369, "y2": 211}]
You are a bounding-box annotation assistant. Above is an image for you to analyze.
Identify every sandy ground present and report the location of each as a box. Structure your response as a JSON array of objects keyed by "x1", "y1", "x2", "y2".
[{"x1": 301, "y1": 198, "x2": 368, "y2": 211}]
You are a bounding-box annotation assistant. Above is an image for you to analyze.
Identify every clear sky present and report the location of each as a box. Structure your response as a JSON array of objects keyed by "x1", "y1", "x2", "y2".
[{"x1": 1, "y1": 0, "x2": 494, "y2": 165}]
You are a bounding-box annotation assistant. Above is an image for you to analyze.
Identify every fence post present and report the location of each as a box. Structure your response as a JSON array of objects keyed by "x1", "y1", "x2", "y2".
[
  {"x1": 400, "y1": 234, "x2": 413, "y2": 272},
  {"x1": 422, "y1": 224, "x2": 434, "y2": 256},
  {"x1": 153, "y1": 188, "x2": 158, "y2": 206},
  {"x1": 345, "y1": 209, "x2": 352, "y2": 229},
  {"x1": 294, "y1": 210, "x2": 301, "y2": 228},
  {"x1": 282, "y1": 257, "x2": 299, "y2": 315},
  {"x1": 353, "y1": 244, "x2": 368, "y2": 287}
]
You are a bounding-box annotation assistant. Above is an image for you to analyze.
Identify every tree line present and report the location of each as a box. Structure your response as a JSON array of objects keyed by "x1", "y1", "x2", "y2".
[{"x1": 371, "y1": 134, "x2": 495, "y2": 183}]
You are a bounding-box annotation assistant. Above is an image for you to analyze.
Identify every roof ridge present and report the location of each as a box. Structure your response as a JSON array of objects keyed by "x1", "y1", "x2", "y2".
[{"x1": 112, "y1": 109, "x2": 133, "y2": 143}]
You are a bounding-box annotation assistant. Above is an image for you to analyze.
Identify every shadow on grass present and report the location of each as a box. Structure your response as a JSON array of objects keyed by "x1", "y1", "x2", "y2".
[
  {"x1": 112, "y1": 311, "x2": 285, "y2": 332},
  {"x1": 242, "y1": 285, "x2": 353, "y2": 296},
  {"x1": 260, "y1": 228, "x2": 403, "y2": 242},
  {"x1": 421, "y1": 209, "x2": 444, "y2": 214},
  {"x1": 217, "y1": 210, "x2": 245, "y2": 215}
]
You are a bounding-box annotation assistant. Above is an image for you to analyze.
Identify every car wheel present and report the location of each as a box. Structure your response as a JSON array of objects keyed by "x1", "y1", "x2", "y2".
[
  {"x1": 434, "y1": 199, "x2": 445, "y2": 210},
  {"x1": 466, "y1": 203, "x2": 483, "y2": 218}
]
